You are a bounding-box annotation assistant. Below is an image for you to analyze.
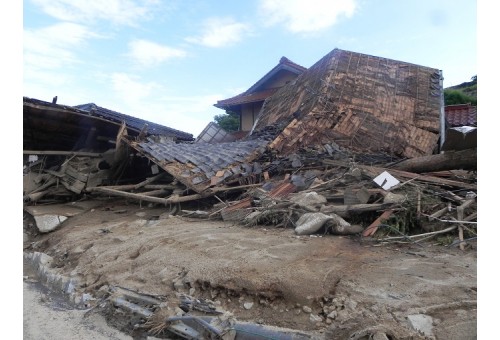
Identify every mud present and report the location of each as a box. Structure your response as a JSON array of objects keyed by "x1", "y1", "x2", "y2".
[{"x1": 23, "y1": 199, "x2": 477, "y2": 339}]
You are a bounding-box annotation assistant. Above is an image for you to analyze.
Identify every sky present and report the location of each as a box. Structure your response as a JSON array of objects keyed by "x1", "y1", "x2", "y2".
[{"x1": 22, "y1": 0, "x2": 477, "y2": 138}]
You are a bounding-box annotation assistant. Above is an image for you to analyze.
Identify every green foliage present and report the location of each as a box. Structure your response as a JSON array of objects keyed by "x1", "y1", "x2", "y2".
[
  {"x1": 444, "y1": 75, "x2": 477, "y2": 105},
  {"x1": 444, "y1": 89, "x2": 477, "y2": 106},
  {"x1": 213, "y1": 111, "x2": 240, "y2": 132}
]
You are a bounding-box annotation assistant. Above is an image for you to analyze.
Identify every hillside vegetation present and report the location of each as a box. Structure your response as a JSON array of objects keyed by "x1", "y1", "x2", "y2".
[{"x1": 444, "y1": 75, "x2": 477, "y2": 106}]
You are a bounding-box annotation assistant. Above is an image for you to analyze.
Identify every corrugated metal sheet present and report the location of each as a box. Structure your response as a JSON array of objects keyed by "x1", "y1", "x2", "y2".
[
  {"x1": 124, "y1": 137, "x2": 269, "y2": 192},
  {"x1": 252, "y1": 48, "x2": 442, "y2": 158}
]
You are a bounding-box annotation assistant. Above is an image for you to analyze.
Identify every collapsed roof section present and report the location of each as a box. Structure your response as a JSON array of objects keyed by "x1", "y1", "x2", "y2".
[
  {"x1": 123, "y1": 136, "x2": 269, "y2": 193},
  {"x1": 24, "y1": 97, "x2": 193, "y2": 152},
  {"x1": 252, "y1": 49, "x2": 443, "y2": 158},
  {"x1": 75, "y1": 103, "x2": 194, "y2": 141}
]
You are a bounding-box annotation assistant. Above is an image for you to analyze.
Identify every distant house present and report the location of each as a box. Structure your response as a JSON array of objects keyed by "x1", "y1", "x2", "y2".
[{"x1": 214, "y1": 57, "x2": 307, "y2": 132}]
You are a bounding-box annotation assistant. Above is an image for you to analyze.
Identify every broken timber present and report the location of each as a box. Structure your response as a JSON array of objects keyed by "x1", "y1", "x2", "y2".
[
  {"x1": 322, "y1": 159, "x2": 477, "y2": 190},
  {"x1": 391, "y1": 148, "x2": 477, "y2": 173}
]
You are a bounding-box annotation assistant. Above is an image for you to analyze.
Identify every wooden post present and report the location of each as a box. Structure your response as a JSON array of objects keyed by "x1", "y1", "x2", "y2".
[{"x1": 457, "y1": 199, "x2": 475, "y2": 250}]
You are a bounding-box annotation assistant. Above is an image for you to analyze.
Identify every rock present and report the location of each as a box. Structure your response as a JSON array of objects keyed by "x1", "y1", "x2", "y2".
[
  {"x1": 336, "y1": 310, "x2": 349, "y2": 322},
  {"x1": 372, "y1": 332, "x2": 390, "y2": 340},
  {"x1": 243, "y1": 302, "x2": 254, "y2": 310},
  {"x1": 407, "y1": 314, "x2": 434, "y2": 337},
  {"x1": 327, "y1": 311, "x2": 337, "y2": 319},
  {"x1": 345, "y1": 299, "x2": 357, "y2": 311},
  {"x1": 34, "y1": 215, "x2": 68, "y2": 233},
  {"x1": 309, "y1": 314, "x2": 322, "y2": 323},
  {"x1": 189, "y1": 288, "x2": 196, "y2": 295},
  {"x1": 302, "y1": 306, "x2": 312, "y2": 313}
]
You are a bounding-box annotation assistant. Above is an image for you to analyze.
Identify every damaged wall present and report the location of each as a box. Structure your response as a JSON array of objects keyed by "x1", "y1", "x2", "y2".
[{"x1": 252, "y1": 49, "x2": 442, "y2": 158}]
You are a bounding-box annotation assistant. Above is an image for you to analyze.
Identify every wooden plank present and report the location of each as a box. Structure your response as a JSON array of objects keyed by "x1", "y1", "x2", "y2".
[
  {"x1": 457, "y1": 199, "x2": 475, "y2": 251},
  {"x1": 23, "y1": 150, "x2": 103, "y2": 157},
  {"x1": 362, "y1": 209, "x2": 394, "y2": 237}
]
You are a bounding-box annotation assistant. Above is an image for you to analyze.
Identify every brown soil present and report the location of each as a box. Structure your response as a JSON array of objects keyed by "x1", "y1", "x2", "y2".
[{"x1": 23, "y1": 199, "x2": 477, "y2": 339}]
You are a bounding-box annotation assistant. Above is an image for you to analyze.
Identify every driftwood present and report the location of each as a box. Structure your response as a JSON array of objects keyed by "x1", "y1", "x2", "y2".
[{"x1": 391, "y1": 148, "x2": 477, "y2": 173}]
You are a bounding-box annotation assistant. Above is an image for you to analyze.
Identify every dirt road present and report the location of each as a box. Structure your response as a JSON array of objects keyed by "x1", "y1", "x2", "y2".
[{"x1": 23, "y1": 199, "x2": 477, "y2": 338}]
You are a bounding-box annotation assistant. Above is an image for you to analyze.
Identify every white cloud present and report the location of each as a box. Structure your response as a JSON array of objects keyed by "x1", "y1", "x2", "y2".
[
  {"x1": 24, "y1": 22, "x2": 98, "y2": 71},
  {"x1": 30, "y1": 0, "x2": 159, "y2": 26},
  {"x1": 259, "y1": 0, "x2": 357, "y2": 33},
  {"x1": 110, "y1": 72, "x2": 160, "y2": 105},
  {"x1": 185, "y1": 17, "x2": 251, "y2": 48},
  {"x1": 127, "y1": 39, "x2": 187, "y2": 67},
  {"x1": 106, "y1": 72, "x2": 221, "y2": 135}
]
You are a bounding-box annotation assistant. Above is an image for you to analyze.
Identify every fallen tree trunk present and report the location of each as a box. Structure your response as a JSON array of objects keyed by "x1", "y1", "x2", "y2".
[{"x1": 390, "y1": 148, "x2": 477, "y2": 173}]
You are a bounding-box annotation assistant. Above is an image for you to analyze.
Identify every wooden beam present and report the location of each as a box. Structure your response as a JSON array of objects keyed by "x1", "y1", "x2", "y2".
[
  {"x1": 23, "y1": 150, "x2": 103, "y2": 157},
  {"x1": 88, "y1": 187, "x2": 203, "y2": 204},
  {"x1": 391, "y1": 148, "x2": 477, "y2": 173}
]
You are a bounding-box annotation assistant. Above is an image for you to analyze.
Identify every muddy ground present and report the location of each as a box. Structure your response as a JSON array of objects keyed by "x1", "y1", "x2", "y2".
[{"x1": 23, "y1": 198, "x2": 477, "y2": 339}]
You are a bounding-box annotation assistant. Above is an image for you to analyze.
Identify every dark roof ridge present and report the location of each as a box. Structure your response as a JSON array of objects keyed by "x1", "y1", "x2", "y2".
[{"x1": 75, "y1": 103, "x2": 193, "y2": 140}]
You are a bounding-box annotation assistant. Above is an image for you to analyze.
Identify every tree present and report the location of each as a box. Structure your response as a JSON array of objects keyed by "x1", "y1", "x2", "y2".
[
  {"x1": 213, "y1": 111, "x2": 240, "y2": 132},
  {"x1": 444, "y1": 89, "x2": 477, "y2": 106}
]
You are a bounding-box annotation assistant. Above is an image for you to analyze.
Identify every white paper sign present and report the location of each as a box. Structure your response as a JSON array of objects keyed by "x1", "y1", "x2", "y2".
[{"x1": 373, "y1": 171, "x2": 400, "y2": 190}]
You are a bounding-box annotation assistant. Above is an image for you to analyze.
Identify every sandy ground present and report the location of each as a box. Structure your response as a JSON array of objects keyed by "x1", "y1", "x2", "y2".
[
  {"x1": 23, "y1": 199, "x2": 477, "y2": 339},
  {"x1": 23, "y1": 276, "x2": 132, "y2": 339}
]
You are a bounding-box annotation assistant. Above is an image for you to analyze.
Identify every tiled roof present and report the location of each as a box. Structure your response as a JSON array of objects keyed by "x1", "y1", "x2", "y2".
[
  {"x1": 214, "y1": 88, "x2": 278, "y2": 108},
  {"x1": 125, "y1": 137, "x2": 270, "y2": 192},
  {"x1": 214, "y1": 57, "x2": 307, "y2": 109},
  {"x1": 75, "y1": 103, "x2": 193, "y2": 141},
  {"x1": 445, "y1": 104, "x2": 477, "y2": 127}
]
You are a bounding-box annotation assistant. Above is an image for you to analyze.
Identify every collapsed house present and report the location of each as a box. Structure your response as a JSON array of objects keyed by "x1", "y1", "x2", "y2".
[
  {"x1": 23, "y1": 48, "x2": 477, "y2": 339},
  {"x1": 23, "y1": 48, "x2": 476, "y2": 246}
]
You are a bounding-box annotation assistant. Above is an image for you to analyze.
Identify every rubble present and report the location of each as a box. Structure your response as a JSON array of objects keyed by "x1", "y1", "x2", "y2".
[{"x1": 23, "y1": 47, "x2": 477, "y2": 339}]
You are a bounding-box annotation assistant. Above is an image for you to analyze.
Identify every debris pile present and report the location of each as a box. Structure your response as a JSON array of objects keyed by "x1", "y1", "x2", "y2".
[{"x1": 24, "y1": 136, "x2": 477, "y2": 247}]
